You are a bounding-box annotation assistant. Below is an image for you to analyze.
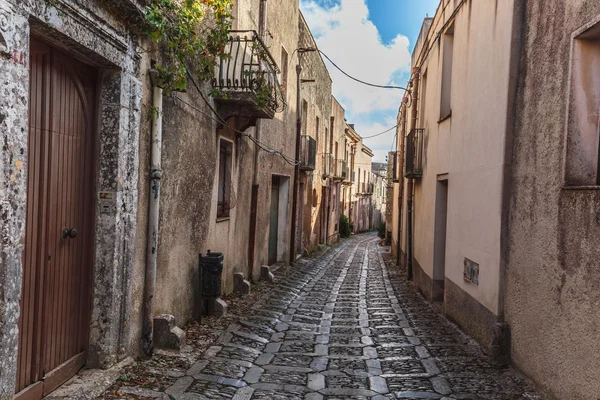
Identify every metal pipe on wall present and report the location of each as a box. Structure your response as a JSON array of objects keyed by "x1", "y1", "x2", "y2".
[
  {"x1": 396, "y1": 105, "x2": 407, "y2": 269},
  {"x1": 290, "y1": 64, "x2": 302, "y2": 263},
  {"x1": 407, "y1": 68, "x2": 420, "y2": 281},
  {"x1": 248, "y1": 0, "x2": 267, "y2": 278},
  {"x1": 142, "y1": 81, "x2": 163, "y2": 357}
]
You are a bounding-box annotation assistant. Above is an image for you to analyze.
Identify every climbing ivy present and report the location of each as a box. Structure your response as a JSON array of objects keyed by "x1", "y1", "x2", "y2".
[{"x1": 145, "y1": 0, "x2": 234, "y2": 94}]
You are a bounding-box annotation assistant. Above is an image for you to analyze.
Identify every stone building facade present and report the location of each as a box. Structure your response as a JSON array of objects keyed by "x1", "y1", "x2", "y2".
[
  {"x1": 390, "y1": 0, "x2": 600, "y2": 398},
  {"x1": 0, "y1": 0, "x2": 145, "y2": 397},
  {"x1": 296, "y1": 12, "x2": 333, "y2": 256},
  {"x1": 391, "y1": 0, "x2": 522, "y2": 365},
  {"x1": 0, "y1": 0, "x2": 349, "y2": 398}
]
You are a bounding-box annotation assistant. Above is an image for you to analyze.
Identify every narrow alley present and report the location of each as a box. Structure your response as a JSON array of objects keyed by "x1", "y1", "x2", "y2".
[{"x1": 99, "y1": 234, "x2": 539, "y2": 400}]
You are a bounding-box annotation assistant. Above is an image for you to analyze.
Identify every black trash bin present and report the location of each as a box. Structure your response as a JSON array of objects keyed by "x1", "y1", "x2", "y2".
[{"x1": 199, "y1": 251, "x2": 224, "y2": 298}]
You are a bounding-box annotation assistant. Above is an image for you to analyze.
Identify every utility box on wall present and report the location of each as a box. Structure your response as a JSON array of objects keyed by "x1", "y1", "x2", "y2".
[{"x1": 464, "y1": 258, "x2": 479, "y2": 285}]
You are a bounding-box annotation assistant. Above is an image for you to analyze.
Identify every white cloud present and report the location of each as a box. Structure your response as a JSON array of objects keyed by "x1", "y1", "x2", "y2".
[{"x1": 300, "y1": 0, "x2": 411, "y2": 162}]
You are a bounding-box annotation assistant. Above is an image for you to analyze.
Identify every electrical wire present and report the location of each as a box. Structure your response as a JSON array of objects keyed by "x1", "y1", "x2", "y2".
[{"x1": 317, "y1": 50, "x2": 408, "y2": 91}]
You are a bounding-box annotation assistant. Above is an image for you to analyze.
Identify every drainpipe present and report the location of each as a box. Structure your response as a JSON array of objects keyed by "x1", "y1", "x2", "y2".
[
  {"x1": 407, "y1": 69, "x2": 420, "y2": 281},
  {"x1": 248, "y1": 120, "x2": 260, "y2": 279},
  {"x1": 290, "y1": 64, "x2": 302, "y2": 263},
  {"x1": 396, "y1": 105, "x2": 406, "y2": 268},
  {"x1": 142, "y1": 79, "x2": 163, "y2": 357},
  {"x1": 248, "y1": 0, "x2": 267, "y2": 277}
]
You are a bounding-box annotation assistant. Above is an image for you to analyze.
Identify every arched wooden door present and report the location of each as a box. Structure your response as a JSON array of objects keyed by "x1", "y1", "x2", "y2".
[{"x1": 16, "y1": 38, "x2": 97, "y2": 399}]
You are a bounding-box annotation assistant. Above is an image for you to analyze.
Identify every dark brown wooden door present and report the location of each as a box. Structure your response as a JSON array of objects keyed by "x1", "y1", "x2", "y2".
[{"x1": 16, "y1": 38, "x2": 96, "y2": 399}]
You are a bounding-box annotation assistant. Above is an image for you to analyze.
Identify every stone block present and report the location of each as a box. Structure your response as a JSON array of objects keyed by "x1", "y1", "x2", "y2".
[
  {"x1": 206, "y1": 297, "x2": 228, "y2": 317},
  {"x1": 153, "y1": 315, "x2": 186, "y2": 351},
  {"x1": 490, "y1": 322, "x2": 511, "y2": 367},
  {"x1": 260, "y1": 265, "x2": 275, "y2": 282},
  {"x1": 234, "y1": 272, "x2": 251, "y2": 295}
]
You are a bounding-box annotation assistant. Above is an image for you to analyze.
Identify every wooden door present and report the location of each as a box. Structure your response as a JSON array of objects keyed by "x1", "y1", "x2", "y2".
[
  {"x1": 268, "y1": 177, "x2": 280, "y2": 265},
  {"x1": 16, "y1": 38, "x2": 96, "y2": 399}
]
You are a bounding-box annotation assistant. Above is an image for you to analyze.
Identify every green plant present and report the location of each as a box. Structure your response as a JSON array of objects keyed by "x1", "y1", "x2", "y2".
[
  {"x1": 339, "y1": 215, "x2": 351, "y2": 238},
  {"x1": 376, "y1": 221, "x2": 386, "y2": 239},
  {"x1": 144, "y1": 0, "x2": 233, "y2": 94}
]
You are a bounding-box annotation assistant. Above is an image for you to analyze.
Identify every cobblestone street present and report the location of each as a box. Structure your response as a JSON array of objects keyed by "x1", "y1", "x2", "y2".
[{"x1": 103, "y1": 234, "x2": 540, "y2": 399}]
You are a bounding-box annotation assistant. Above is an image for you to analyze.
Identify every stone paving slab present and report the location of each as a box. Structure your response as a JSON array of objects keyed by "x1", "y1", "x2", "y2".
[{"x1": 99, "y1": 234, "x2": 541, "y2": 400}]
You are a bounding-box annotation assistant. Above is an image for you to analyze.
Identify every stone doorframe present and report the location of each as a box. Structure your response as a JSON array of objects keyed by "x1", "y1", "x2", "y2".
[{"x1": 0, "y1": 0, "x2": 142, "y2": 396}]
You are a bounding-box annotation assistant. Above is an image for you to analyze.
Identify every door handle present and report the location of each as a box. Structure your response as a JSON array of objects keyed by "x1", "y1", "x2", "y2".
[{"x1": 62, "y1": 228, "x2": 78, "y2": 239}]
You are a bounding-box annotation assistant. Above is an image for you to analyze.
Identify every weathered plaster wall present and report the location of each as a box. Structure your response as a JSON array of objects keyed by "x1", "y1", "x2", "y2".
[
  {"x1": 298, "y1": 12, "x2": 332, "y2": 254},
  {"x1": 329, "y1": 96, "x2": 346, "y2": 242},
  {"x1": 506, "y1": 1, "x2": 600, "y2": 397}
]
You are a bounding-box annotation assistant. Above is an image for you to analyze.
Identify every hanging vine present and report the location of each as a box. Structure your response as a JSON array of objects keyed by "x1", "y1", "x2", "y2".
[{"x1": 144, "y1": 0, "x2": 234, "y2": 94}]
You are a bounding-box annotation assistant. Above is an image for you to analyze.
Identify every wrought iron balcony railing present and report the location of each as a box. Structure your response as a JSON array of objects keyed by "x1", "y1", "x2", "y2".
[
  {"x1": 300, "y1": 135, "x2": 317, "y2": 171},
  {"x1": 405, "y1": 128, "x2": 424, "y2": 178},
  {"x1": 212, "y1": 30, "x2": 286, "y2": 127},
  {"x1": 322, "y1": 153, "x2": 334, "y2": 177}
]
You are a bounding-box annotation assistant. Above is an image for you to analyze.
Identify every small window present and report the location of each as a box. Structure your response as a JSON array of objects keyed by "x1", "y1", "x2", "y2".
[
  {"x1": 302, "y1": 100, "x2": 308, "y2": 136},
  {"x1": 281, "y1": 46, "x2": 288, "y2": 94},
  {"x1": 565, "y1": 22, "x2": 600, "y2": 185},
  {"x1": 312, "y1": 188, "x2": 318, "y2": 207},
  {"x1": 440, "y1": 23, "x2": 454, "y2": 120},
  {"x1": 217, "y1": 139, "x2": 233, "y2": 218},
  {"x1": 316, "y1": 116, "x2": 320, "y2": 151}
]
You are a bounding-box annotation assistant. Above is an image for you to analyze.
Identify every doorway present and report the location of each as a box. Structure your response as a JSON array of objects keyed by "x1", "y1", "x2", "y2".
[
  {"x1": 268, "y1": 176, "x2": 290, "y2": 265},
  {"x1": 296, "y1": 182, "x2": 304, "y2": 257},
  {"x1": 16, "y1": 38, "x2": 97, "y2": 399},
  {"x1": 432, "y1": 178, "x2": 448, "y2": 302},
  {"x1": 319, "y1": 186, "x2": 327, "y2": 244},
  {"x1": 269, "y1": 177, "x2": 280, "y2": 265}
]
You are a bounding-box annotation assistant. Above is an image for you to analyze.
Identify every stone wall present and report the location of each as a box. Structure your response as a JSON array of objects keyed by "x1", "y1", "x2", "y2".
[
  {"x1": 0, "y1": 0, "x2": 143, "y2": 394},
  {"x1": 298, "y1": 12, "x2": 332, "y2": 254}
]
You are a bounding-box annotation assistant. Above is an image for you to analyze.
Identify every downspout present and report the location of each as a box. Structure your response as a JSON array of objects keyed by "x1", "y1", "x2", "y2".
[
  {"x1": 290, "y1": 63, "x2": 302, "y2": 263},
  {"x1": 407, "y1": 69, "x2": 420, "y2": 281},
  {"x1": 248, "y1": 0, "x2": 267, "y2": 277},
  {"x1": 396, "y1": 105, "x2": 406, "y2": 268},
  {"x1": 142, "y1": 79, "x2": 163, "y2": 357}
]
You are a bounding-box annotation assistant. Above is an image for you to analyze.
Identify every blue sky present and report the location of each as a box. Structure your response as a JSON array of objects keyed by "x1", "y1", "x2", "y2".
[{"x1": 300, "y1": 0, "x2": 439, "y2": 162}]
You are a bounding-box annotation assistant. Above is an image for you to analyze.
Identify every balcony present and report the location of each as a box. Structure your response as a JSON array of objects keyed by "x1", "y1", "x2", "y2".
[
  {"x1": 405, "y1": 128, "x2": 424, "y2": 178},
  {"x1": 212, "y1": 30, "x2": 286, "y2": 131},
  {"x1": 334, "y1": 159, "x2": 349, "y2": 182},
  {"x1": 322, "y1": 153, "x2": 334, "y2": 177},
  {"x1": 300, "y1": 135, "x2": 317, "y2": 171}
]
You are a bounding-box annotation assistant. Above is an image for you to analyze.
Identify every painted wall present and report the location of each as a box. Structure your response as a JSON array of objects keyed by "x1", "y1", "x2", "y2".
[
  {"x1": 399, "y1": 0, "x2": 519, "y2": 350},
  {"x1": 506, "y1": 1, "x2": 600, "y2": 398}
]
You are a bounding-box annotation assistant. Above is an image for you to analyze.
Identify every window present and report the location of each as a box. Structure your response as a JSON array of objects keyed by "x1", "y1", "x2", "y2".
[
  {"x1": 440, "y1": 23, "x2": 454, "y2": 120},
  {"x1": 302, "y1": 100, "x2": 308, "y2": 136},
  {"x1": 217, "y1": 139, "x2": 233, "y2": 218},
  {"x1": 420, "y1": 69, "x2": 428, "y2": 125},
  {"x1": 281, "y1": 46, "x2": 288, "y2": 93},
  {"x1": 312, "y1": 188, "x2": 318, "y2": 207},
  {"x1": 565, "y1": 22, "x2": 600, "y2": 185},
  {"x1": 316, "y1": 116, "x2": 320, "y2": 151}
]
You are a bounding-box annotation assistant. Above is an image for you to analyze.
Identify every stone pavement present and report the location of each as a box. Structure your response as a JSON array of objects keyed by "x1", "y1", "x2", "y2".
[{"x1": 104, "y1": 234, "x2": 540, "y2": 400}]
